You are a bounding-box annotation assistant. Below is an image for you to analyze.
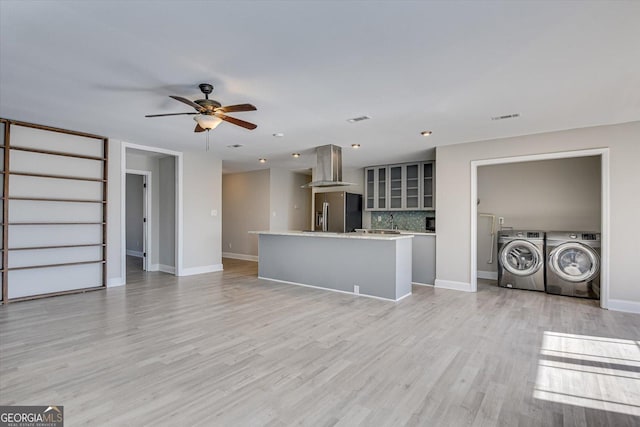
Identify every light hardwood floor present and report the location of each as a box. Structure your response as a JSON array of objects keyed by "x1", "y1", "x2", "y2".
[{"x1": 1, "y1": 259, "x2": 639, "y2": 426}]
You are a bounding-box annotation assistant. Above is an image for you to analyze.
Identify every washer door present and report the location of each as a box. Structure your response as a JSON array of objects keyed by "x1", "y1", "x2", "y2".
[
  {"x1": 549, "y1": 242, "x2": 600, "y2": 282},
  {"x1": 499, "y1": 240, "x2": 543, "y2": 277}
]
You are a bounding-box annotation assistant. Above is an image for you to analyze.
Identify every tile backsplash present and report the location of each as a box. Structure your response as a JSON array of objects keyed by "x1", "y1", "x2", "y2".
[{"x1": 370, "y1": 211, "x2": 435, "y2": 232}]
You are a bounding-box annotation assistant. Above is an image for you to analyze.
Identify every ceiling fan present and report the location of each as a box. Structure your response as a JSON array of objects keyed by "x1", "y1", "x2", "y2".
[{"x1": 145, "y1": 83, "x2": 257, "y2": 132}]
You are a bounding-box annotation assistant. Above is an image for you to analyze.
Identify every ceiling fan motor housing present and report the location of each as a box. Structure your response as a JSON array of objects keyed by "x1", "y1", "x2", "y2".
[{"x1": 195, "y1": 99, "x2": 222, "y2": 112}]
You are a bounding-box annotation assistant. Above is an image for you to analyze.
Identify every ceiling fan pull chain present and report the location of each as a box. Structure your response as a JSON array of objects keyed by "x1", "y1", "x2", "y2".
[{"x1": 206, "y1": 129, "x2": 210, "y2": 151}]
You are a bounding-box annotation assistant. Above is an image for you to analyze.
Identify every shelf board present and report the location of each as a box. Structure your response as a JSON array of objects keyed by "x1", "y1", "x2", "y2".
[
  {"x1": 6, "y1": 197, "x2": 106, "y2": 204},
  {"x1": 8, "y1": 145, "x2": 105, "y2": 161},
  {"x1": 9, "y1": 171, "x2": 105, "y2": 182},
  {"x1": 9, "y1": 243, "x2": 105, "y2": 251},
  {"x1": 8, "y1": 286, "x2": 104, "y2": 303},
  {"x1": 6, "y1": 222, "x2": 105, "y2": 226},
  {"x1": 8, "y1": 260, "x2": 105, "y2": 271}
]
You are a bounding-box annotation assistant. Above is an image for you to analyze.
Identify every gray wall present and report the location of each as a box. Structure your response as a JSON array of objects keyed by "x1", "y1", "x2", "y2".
[
  {"x1": 222, "y1": 169, "x2": 312, "y2": 257},
  {"x1": 182, "y1": 152, "x2": 223, "y2": 270},
  {"x1": 222, "y1": 169, "x2": 270, "y2": 257},
  {"x1": 436, "y1": 120, "x2": 640, "y2": 306},
  {"x1": 477, "y1": 156, "x2": 601, "y2": 273},
  {"x1": 269, "y1": 169, "x2": 312, "y2": 231},
  {"x1": 106, "y1": 140, "x2": 122, "y2": 285},
  {"x1": 159, "y1": 156, "x2": 176, "y2": 266},
  {"x1": 125, "y1": 174, "x2": 144, "y2": 254}
]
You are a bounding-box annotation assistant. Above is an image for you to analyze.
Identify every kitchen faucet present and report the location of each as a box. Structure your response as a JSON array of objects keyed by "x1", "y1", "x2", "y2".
[{"x1": 390, "y1": 214, "x2": 396, "y2": 230}]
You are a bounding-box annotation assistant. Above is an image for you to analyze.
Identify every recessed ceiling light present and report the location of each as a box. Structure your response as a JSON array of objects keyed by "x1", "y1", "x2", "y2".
[
  {"x1": 420, "y1": 131, "x2": 433, "y2": 137},
  {"x1": 273, "y1": 132, "x2": 284, "y2": 137},
  {"x1": 258, "y1": 158, "x2": 267, "y2": 163},
  {"x1": 292, "y1": 153, "x2": 301, "y2": 158},
  {"x1": 351, "y1": 144, "x2": 361, "y2": 149},
  {"x1": 346, "y1": 116, "x2": 371, "y2": 123},
  {"x1": 226, "y1": 144, "x2": 243, "y2": 148}
]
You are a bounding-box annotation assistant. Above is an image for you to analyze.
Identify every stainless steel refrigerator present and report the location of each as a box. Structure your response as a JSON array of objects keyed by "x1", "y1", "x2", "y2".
[{"x1": 314, "y1": 192, "x2": 362, "y2": 232}]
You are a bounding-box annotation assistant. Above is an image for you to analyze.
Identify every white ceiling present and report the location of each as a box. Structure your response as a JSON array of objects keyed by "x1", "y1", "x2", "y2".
[{"x1": 1, "y1": 1, "x2": 639, "y2": 173}]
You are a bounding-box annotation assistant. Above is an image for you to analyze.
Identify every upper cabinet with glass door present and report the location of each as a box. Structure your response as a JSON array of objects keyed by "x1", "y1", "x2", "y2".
[
  {"x1": 421, "y1": 161, "x2": 435, "y2": 210},
  {"x1": 365, "y1": 161, "x2": 434, "y2": 211},
  {"x1": 388, "y1": 163, "x2": 420, "y2": 210},
  {"x1": 365, "y1": 166, "x2": 387, "y2": 210}
]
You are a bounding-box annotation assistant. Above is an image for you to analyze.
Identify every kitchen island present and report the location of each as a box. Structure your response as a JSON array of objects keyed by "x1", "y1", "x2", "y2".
[{"x1": 251, "y1": 231, "x2": 413, "y2": 301}]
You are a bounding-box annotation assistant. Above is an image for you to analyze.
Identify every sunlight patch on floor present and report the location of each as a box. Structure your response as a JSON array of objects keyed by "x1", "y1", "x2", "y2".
[{"x1": 534, "y1": 331, "x2": 640, "y2": 416}]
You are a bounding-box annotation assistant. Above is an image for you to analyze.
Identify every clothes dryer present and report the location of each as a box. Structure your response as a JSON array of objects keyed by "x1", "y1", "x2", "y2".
[
  {"x1": 497, "y1": 230, "x2": 545, "y2": 292},
  {"x1": 546, "y1": 231, "x2": 600, "y2": 299}
]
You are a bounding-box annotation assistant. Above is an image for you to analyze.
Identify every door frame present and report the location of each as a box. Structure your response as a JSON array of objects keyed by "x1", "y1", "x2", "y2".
[
  {"x1": 470, "y1": 148, "x2": 610, "y2": 309},
  {"x1": 120, "y1": 142, "x2": 183, "y2": 283},
  {"x1": 125, "y1": 170, "x2": 151, "y2": 271}
]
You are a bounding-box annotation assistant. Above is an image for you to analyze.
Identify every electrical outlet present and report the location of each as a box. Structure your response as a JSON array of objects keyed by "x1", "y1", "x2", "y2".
[
  {"x1": 228, "y1": 243, "x2": 232, "y2": 249},
  {"x1": 354, "y1": 285, "x2": 360, "y2": 294},
  {"x1": 499, "y1": 217, "x2": 505, "y2": 225},
  {"x1": 377, "y1": 216, "x2": 382, "y2": 221}
]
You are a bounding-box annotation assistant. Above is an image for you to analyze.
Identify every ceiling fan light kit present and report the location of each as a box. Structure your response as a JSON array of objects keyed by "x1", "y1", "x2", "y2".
[
  {"x1": 194, "y1": 114, "x2": 222, "y2": 130},
  {"x1": 145, "y1": 83, "x2": 257, "y2": 137}
]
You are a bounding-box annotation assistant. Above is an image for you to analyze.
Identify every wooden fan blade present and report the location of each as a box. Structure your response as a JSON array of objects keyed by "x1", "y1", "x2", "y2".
[
  {"x1": 194, "y1": 124, "x2": 206, "y2": 133},
  {"x1": 145, "y1": 112, "x2": 197, "y2": 117},
  {"x1": 169, "y1": 95, "x2": 205, "y2": 112},
  {"x1": 216, "y1": 103, "x2": 257, "y2": 113},
  {"x1": 217, "y1": 114, "x2": 257, "y2": 130}
]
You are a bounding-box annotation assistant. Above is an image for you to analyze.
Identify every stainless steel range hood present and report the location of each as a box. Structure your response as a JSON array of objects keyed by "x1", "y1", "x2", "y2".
[{"x1": 302, "y1": 144, "x2": 354, "y2": 188}]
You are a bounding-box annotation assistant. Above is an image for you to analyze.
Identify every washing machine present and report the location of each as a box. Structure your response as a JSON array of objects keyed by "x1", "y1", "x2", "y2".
[
  {"x1": 546, "y1": 231, "x2": 600, "y2": 299},
  {"x1": 497, "y1": 230, "x2": 546, "y2": 292}
]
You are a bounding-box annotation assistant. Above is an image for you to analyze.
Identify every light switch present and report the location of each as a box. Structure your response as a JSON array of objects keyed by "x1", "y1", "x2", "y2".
[{"x1": 211, "y1": 209, "x2": 218, "y2": 217}]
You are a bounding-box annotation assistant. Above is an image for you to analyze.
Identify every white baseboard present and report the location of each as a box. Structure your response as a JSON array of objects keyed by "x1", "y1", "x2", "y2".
[
  {"x1": 178, "y1": 264, "x2": 224, "y2": 277},
  {"x1": 126, "y1": 250, "x2": 143, "y2": 258},
  {"x1": 149, "y1": 264, "x2": 175, "y2": 274},
  {"x1": 435, "y1": 279, "x2": 473, "y2": 292},
  {"x1": 477, "y1": 271, "x2": 498, "y2": 280},
  {"x1": 222, "y1": 252, "x2": 258, "y2": 262},
  {"x1": 412, "y1": 282, "x2": 434, "y2": 287},
  {"x1": 258, "y1": 276, "x2": 408, "y2": 302},
  {"x1": 607, "y1": 298, "x2": 640, "y2": 314},
  {"x1": 107, "y1": 277, "x2": 125, "y2": 287}
]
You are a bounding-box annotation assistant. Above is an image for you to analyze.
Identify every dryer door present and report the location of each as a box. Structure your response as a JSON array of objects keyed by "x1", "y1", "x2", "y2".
[
  {"x1": 499, "y1": 240, "x2": 543, "y2": 277},
  {"x1": 549, "y1": 242, "x2": 600, "y2": 283}
]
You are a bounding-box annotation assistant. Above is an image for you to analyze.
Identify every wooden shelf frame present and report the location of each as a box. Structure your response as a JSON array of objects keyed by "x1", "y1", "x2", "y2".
[
  {"x1": 9, "y1": 171, "x2": 106, "y2": 182},
  {"x1": 8, "y1": 259, "x2": 105, "y2": 271},
  {"x1": 0, "y1": 118, "x2": 109, "y2": 304},
  {"x1": 5, "y1": 222, "x2": 105, "y2": 226},
  {"x1": 9, "y1": 243, "x2": 105, "y2": 251},
  {"x1": 5, "y1": 196, "x2": 106, "y2": 203},
  {"x1": 2, "y1": 144, "x2": 106, "y2": 161}
]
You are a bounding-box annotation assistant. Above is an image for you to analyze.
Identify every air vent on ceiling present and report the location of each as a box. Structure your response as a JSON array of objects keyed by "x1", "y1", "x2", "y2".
[
  {"x1": 347, "y1": 115, "x2": 371, "y2": 123},
  {"x1": 491, "y1": 113, "x2": 520, "y2": 121}
]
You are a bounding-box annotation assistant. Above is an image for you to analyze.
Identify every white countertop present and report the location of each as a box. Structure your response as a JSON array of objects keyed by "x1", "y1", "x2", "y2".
[
  {"x1": 250, "y1": 230, "x2": 414, "y2": 240},
  {"x1": 398, "y1": 231, "x2": 436, "y2": 236}
]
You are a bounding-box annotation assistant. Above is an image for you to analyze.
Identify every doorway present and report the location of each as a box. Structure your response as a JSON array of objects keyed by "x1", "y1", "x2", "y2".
[
  {"x1": 125, "y1": 171, "x2": 150, "y2": 273},
  {"x1": 470, "y1": 148, "x2": 610, "y2": 308},
  {"x1": 120, "y1": 142, "x2": 183, "y2": 284}
]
